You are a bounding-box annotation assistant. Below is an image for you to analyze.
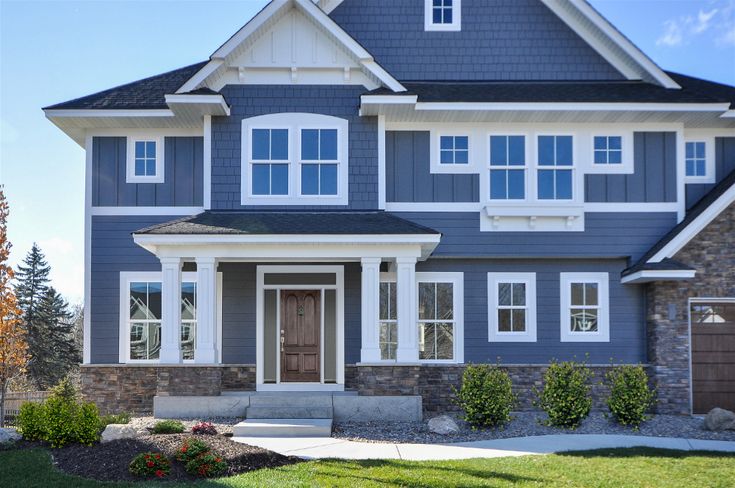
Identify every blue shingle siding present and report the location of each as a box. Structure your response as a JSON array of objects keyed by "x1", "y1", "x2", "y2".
[
  {"x1": 417, "y1": 258, "x2": 645, "y2": 364},
  {"x1": 585, "y1": 132, "x2": 678, "y2": 203},
  {"x1": 393, "y1": 212, "x2": 678, "y2": 262},
  {"x1": 330, "y1": 0, "x2": 624, "y2": 81},
  {"x1": 92, "y1": 137, "x2": 203, "y2": 207},
  {"x1": 386, "y1": 131, "x2": 479, "y2": 202},
  {"x1": 685, "y1": 137, "x2": 735, "y2": 209},
  {"x1": 211, "y1": 85, "x2": 378, "y2": 210}
]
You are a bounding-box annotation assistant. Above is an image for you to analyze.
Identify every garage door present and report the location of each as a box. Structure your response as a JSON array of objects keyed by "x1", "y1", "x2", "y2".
[{"x1": 691, "y1": 301, "x2": 735, "y2": 414}]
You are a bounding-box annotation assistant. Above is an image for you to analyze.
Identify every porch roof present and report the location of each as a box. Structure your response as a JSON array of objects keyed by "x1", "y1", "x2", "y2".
[{"x1": 135, "y1": 211, "x2": 440, "y2": 236}]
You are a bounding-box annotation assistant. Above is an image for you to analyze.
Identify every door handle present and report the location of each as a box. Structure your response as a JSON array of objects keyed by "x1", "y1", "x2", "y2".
[{"x1": 280, "y1": 331, "x2": 285, "y2": 352}]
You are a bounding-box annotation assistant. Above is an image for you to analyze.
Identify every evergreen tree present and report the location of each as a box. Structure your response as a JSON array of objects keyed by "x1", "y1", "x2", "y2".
[
  {"x1": 14, "y1": 243, "x2": 50, "y2": 332},
  {"x1": 33, "y1": 287, "x2": 78, "y2": 388}
]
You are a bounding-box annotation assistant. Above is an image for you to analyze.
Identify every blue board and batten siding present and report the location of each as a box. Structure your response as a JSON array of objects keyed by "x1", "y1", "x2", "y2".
[
  {"x1": 686, "y1": 137, "x2": 735, "y2": 209},
  {"x1": 92, "y1": 137, "x2": 204, "y2": 207},
  {"x1": 211, "y1": 85, "x2": 378, "y2": 210},
  {"x1": 330, "y1": 0, "x2": 624, "y2": 81}
]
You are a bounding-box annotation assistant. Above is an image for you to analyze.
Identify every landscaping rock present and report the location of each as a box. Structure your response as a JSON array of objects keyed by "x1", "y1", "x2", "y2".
[
  {"x1": 0, "y1": 427, "x2": 21, "y2": 444},
  {"x1": 704, "y1": 408, "x2": 735, "y2": 431},
  {"x1": 101, "y1": 424, "x2": 144, "y2": 443},
  {"x1": 427, "y1": 415, "x2": 460, "y2": 435}
]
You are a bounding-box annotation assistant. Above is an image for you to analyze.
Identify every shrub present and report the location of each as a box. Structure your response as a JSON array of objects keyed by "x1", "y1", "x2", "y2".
[
  {"x1": 192, "y1": 421, "x2": 217, "y2": 435},
  {"x1": 454, "y1": 364, "x2": 516, "y2": 428},
  {"x1": 100, "y1": 412, "x2": 131, "y2": 428},
  {"x1": 185, "y1": 452, "x2": 228, "y2": 478},
  {"x1": 76, "y1": 403, "x2": 102, "y2": 445},
  {"x1": 605, "y1": 364, "x2": 656, "y2": 428},
  {"x1": 175, "y1": 437, "x2": 211, "y2": 463},
  {"x1": 534, "y1": 359, "x2": 593, "y2": 428},
  {"x1": 17, "y1": 402, "x2": 46, "y2": 441},
  {"x1": 43, "y1": 392, "x2": 80, "y2": 448},
  {"x1": 129, "y1": 452, "x2": 171, "y2": 479},
  {"x1": 152, "y1": 419, "x2": 185, "y2": 434}
]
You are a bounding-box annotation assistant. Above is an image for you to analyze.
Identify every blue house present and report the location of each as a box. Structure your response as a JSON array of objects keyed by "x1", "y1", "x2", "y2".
[{"x1": 45, "y1": 0, "x2": 735, "y2": 423}]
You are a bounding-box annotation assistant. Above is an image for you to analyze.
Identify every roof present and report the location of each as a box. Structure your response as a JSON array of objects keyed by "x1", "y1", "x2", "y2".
[
  {"x1": 364, "y1": 72, "x2": 735, "y2": 106},
  {"x1": 622, "y1": 258, "x2": 694, "y2": 277},
  {"x1": 626, "y1": 167, "x2": 735, "y2": 275},
  {"x1": 135, "y1": 211, "x2": 441, "y2": 236},
  {"x1": 43, "y1": 61, "x2": 208, "y2": 110}
]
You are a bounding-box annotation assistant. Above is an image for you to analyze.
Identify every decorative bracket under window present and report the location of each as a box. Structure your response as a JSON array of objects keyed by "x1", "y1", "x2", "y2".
[{"x1": 482, "y1": 205, "x2": 585, "y2": 232}]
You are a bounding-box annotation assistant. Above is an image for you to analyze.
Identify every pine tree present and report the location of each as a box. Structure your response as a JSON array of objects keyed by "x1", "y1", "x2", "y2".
[
  {"x1": 14, "y1": 243, "x2": 50, "y2": 332},
  {"x1": 33, "y1": 287, "x2": 78, "y2": 388}
]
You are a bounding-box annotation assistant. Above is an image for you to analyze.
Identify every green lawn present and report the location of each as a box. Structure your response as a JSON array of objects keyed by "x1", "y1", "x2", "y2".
[{"x1": 1, "y1": 447, "x2": 734, "y2": 488}]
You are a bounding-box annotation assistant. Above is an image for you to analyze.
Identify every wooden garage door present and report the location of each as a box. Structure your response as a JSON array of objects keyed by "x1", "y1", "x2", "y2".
[{"x1": 691, "y1": 302, "x2": 735, "y2": 414}]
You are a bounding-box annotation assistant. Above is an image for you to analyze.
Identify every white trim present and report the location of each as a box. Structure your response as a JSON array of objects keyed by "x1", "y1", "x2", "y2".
[
  {"x1": 487, "y1": 273, "x2": 537, "y2": 343},
  {"x1": 587, "y1": 132, "x2": 634, "y2": 174},
  {"x1": 86, "y1": 128, "x2": 203, "y2": 138},
  {"x1": 415, "y1": 271, "x2": 465, "y2": 364},
  {"x1": 413, "y1": 102, "x2": 730, "y2": 113},
  {"x1": 44, "y1": 109, "x2": 174, "y2": 118},
  {"x1": 378, "y1": 114, "x2": 386, "y2": 209},
  {"x1": 125, "y1": 136, "x2": 164, "y2": 184},
  {"x1": 134, "y1": 233, "x2": 441, "y2": 246},
  {"x1": 385, "y1": 202, "x2": 483, "y2": 212},
  {"x1": 360, "y1": 258, "x2": 382, "y2": 363},
  {"x1": 176, "y1": 60, "x2": 225, "y2": 95},
  {"x1": 164, "y1": 94, "x2": 231, "y2": 116},
  {"x1": 203, "y1": 115, "x2": 212, "y2": 210},
  {"x1": 559, "y1": 272, "x2": 610, "y2": 343},
  {"x1": 683, "y1": 137, "x2": 716, "y2": 184},
  {"x1": 91, "y1": 207, "x2": 203, "y2": 216},
  {"x1": 255, "y1": 264, "x2": 345, "y2": 390},
  {"x1": 676, "y1": 127, "x2": 687, "y2": 222},
  {"x1": 83, "y1": 135, "x2": 93, "y2": 364},
  {"x1": 217, "y1": 271, "x2": 223, "y2": 364},
  {"x1": 430, "y1": 131, "x2": 477, "y2": 174},
  {"x1": 649, "y1": 183, "x2": 735, "y2": 263},
  {"x1": 620, "y1": 269, "x2": 696, "y2": 284},
  {"x1": 383, "y1": 201, "x2": 682, "y2": 213},
  {"x1": 424, "y1": 0, "x2": 462, "y2": 32},
  {"x1": 487, "y1": 132, "x2": 530, "y2": 201}
]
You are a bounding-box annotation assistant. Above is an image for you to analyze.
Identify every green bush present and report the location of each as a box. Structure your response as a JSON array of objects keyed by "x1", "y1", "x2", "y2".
[
  {"x1": 454, "y1": 364, "x2": 516, "y2": 428},
  {"x1": 76, "y1": 403, "x2": 102, "y2": 445},
  {"x1": 534, "y1": 359, "x2": 593, "y2": 428},
  {"x1": 185, "y1": 452, "x2": 228, "y2": 478},
  {"x1": 129, "y1": 452, "x2": 171, "y2": 479},
  {"x1": 605, "y1": 364, "x2": 656, "y2": 428},
  {"x1": 152, "y1": 420, "x2": 185, "y2": 434},
  {"x1": 100, "y1": 412, "x2": 131, "y2": 428},
  {"x1": 44, "y1": 394, "x2": 79, "y2": 448},
  {"x1": 175, "y1": 437, "x2": 211, "y2": 463},
  {"x1": 17, "y1": 402, "x2": 46, "y2": 441}
]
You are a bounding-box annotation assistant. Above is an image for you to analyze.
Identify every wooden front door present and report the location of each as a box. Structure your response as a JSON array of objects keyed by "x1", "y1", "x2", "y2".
[
  {"x1": 691, "y1": 301, "x2": 735, "y2": 414},
  {"x1": 280, "y1": 290, "x2": 321, "y2": 383}
]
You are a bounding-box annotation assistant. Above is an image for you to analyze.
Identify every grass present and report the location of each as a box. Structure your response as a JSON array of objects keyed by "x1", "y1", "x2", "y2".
[{"x1": 1, "y1": 447, "x2": 734, "y2": 487}]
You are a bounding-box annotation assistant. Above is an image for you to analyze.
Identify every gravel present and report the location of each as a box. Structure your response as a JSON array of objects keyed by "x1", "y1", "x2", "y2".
[{"x1": 333, "y1": 412, "x2": 735, "y2": 444}]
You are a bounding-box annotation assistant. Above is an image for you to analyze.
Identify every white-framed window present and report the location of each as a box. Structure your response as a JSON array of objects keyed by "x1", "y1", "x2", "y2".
[
  {"x1": 559, "y1": 272, "x2": 610, "y2": 342},
  {"x1": 489, "y1": 135, "x2": 526, "y2": 200},
  {"x1": 593, "y1": 136, "x2": 622, "y2": 165},
  {"x1": 537, "y1": 135, "x2": 574, "y2": 200},
  {"x1": 684, "y1": 137, "x2": 715, "y2": 183},
  {"x1": 126, "y1": 137, "x2": 164, "y2": 183},
  {"x1": 120, "y1": 271, "x2": 197, "y2": 362},
  {"x1": 416, "y1": 272, "x2": 464, "y2": 362},
  {"x1": 425, "y1": 0, "x2": 461, "y2": 31},
  {"x1": 587, "y1": 132, "x2": 633, "y2": 174},
  {"x1": 488, "y1": 273, "x2": 537, "y2": 342},
  {"x1": 430, "y1": 131, "x2": 475, "y2": 174},
  {"x1": 440, "y1": 135, "x2": 469, "y2": 165},
  {"x1": 299, "y1": 128, "x2": 339, "y2": 196},
  {"x1": 241, "y1": 113, "x2": 348, "y2": 205},
  {"x1": 379, "y1": 277, "x2": 397, "y2": 361}
]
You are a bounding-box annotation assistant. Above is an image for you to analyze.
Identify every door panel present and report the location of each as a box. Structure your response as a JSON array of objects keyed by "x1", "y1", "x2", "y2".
[
  {"x1": 691, "y1": 302, "x2": 735, "y2": 414},
  {"x1": 281, "y1": 290, "x2": 321, "y2": 383}
]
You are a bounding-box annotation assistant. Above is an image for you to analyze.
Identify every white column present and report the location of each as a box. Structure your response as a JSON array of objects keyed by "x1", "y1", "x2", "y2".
[
  {"x1": 195, "y1": 257, "x2": 218, "y2": 364},
  {"x1": 159, "y1": 257, "x2": 182, "y2": 363},
  {"x1": 360, "y1": 258, "x2": 382, "y2": 363},
  {"x1": 396, "y1": 257, "x2": 418, "y2": 363}
]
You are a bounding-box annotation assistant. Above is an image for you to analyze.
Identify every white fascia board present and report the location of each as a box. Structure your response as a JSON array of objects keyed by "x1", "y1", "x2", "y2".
[
  {"x1": 91, "y1": 207, "x2": 204, "y2": 216},
  {"x1": 176, "y1": 60, "x2": 226, "y2": 94},
  {"x1": 164, "y1": 94, "x2": 231, "y2": 116},
  {"x1": 360, "y1": 95, "x2": 419, "y2": 105},
  {"x1": 44, "y1": 109, "x2": 174, "y2": 118},
  {"x1": 414, "y1": 102, "x2": 731, "y2": 113},
  {"x1": 133, "y1": 233, "x2": 441, "y2": 246},
  {"x1": 211, "y1": 0, "x2": 289, "y2": 60},
  {"x1": 621, "y1": 269, "x2": 696, "y2": 284},
  {"x1": 649, "y1": 184, "x2": 735, "y2": 263},
  {"x1": 721, "y1": 110, "x2": 735, "y2": 119}
]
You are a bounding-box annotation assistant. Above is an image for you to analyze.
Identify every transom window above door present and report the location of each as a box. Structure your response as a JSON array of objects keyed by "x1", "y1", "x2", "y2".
[{"x1": 241, "y1": 113, "x2": 349, "y2": 205}]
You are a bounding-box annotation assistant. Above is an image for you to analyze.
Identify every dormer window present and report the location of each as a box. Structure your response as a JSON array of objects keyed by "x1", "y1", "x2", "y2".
[{"x1": 425, "y1": 0, "x2": 461, "y2": 31}]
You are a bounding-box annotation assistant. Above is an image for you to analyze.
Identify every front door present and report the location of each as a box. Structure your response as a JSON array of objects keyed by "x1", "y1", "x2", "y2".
[
  {"x1": 280, "y1": 290, "x2": 321, "y2": 382},
  {"x1": 691, "y1": 301, "x2": 735, "y2": 413}
]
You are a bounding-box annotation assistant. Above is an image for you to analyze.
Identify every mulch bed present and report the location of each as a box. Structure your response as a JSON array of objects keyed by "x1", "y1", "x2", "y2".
[{"x1": 50, "y1": 433, "x2": 300, "y2": 482}]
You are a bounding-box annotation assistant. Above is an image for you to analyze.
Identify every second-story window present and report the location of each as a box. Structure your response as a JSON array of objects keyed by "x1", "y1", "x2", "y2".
[
  {"x1": 251, "y1": 128, "x2": 289, "y2": 196},
  {"x1": 425, "y1": 0, "x2": 461, "y2": 31},
  {"x1": 537, "y1": 135, "x2": 573, "y2": 200},
  {"x1": 301, "y1": 129, "x2": 339, "y2": 196},
  {"x1": 593, "y1": 136, "x2": 622, "y2": 165},
  {"x1": 685, "y1": 141, "x2": 707, "y2": 177},
  {"x1": 489, "y1": 135, "x2": 525, "y2": 200},
  {"x1": 126, "y1": 136, "x2": 164, "y2": 183},
  {"x1": 440, "y1": 135, "x2": 469, "y2": 165}
]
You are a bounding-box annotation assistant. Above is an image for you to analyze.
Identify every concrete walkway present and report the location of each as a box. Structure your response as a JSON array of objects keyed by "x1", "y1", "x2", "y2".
[{"x1": 232, "y1": 434, "x2": 735, "y2": 461}]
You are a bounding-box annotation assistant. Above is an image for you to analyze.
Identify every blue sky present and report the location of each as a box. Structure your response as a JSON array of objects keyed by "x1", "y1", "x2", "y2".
[{"x1": 1, "y1": 0, "x2": 733, "y2": 304}]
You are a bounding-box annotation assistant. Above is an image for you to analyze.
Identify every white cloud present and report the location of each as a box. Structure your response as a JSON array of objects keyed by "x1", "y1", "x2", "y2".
[
  {"x1": 717, "y1": 24, "x2": 735, "y2": 45},
  {"x1": 657, "y1": 5, "x2": 730, "y2": 47},
  {"x1": 657, "y1": 20, "x2": 683, "y2": 46},
  {"x1": 693, "y1": 9, "x2": 718, "y2": 34}
]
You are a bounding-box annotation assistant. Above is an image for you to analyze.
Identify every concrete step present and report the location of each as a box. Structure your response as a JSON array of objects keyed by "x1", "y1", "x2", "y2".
[
  {"x1": 249, "y1": 395, "x2": 333, "y2": 408},
  {"x1": 247, "y1": 406, "x2": 333, "y2": 419},
  {"x1": 233, "y1": 419, "x2": 332, "y2": 437}
]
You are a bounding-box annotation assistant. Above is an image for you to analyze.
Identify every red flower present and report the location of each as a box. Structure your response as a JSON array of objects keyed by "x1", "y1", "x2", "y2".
[
  {"x1": 155, "y1": 454, "x2": 161, "y2": 459},
  {"x1": 146, "y1": 461, "x2": 154, "y2": 468},
  {"x1": 155, "y1": 470, "x2": 165, "y2": 478},
  {"x1": 181, "y1": 447, "x2": 188, "y2": 452},
  {"x1": 145, "y1": 455, "x2": 151, "y2": 460},
  {"x1": 215, "y1": 458, "x2": 222, "y2": 463}
]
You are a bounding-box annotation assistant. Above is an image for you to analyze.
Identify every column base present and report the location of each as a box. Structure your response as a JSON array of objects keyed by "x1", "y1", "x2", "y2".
[
  {"x1": 360, "y1": 347, "x2": 383, "y2": 363},
  {"x1": 194, "y1": 345, "x2": 218, "y2": 364},
  {"x1": 159, "y1": 347, "x2": 181, "y2": 364},
  {"x1": 396, "y1": 348, "x2": 418, "y2": 363}
]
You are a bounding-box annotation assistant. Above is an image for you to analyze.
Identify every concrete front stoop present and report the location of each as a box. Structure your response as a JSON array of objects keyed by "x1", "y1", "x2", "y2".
[
  {"x1": 233, "y1": 419, "x2": 333, "y2": 437},
  {"x1": 235, "y1": 393, "x2": 336, "y2": 438}
]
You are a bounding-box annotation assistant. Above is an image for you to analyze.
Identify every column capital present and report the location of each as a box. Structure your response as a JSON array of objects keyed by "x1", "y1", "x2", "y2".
[
  {"x1": 395, "y1": 256, "x2": 417, "y2": 265},
  {"x1": 360, "y1": 257, "x2": 381, "y2": 266},
  {"x1": 160, "y1": 257, "x2": 182, "y2": 267},
  {"x1": 195, "y1": 256, "x2": 218, "y2": 266}
]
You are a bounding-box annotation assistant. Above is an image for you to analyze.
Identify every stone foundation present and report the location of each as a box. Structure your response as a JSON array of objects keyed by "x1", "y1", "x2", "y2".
[
  {"x1": 81, "y1": 365, "x2": 256, "y2": 415},
  {"x1": 346, "y1": 364, "x2": 623, "y2": 414}
]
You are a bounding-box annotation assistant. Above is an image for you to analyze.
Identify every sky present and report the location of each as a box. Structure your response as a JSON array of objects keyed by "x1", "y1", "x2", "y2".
[{"x1": 1, "y1": 0, "x2": 734, "y2": 305}]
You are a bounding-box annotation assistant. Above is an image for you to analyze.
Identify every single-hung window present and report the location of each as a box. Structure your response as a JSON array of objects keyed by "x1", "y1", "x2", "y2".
[
  {"x1": 379, "y1": 281, "x2": 397, "y2": 360},
  {"x1": 135, "y1": 141, "x2": 157, "y2": 176},
  {"x1": 251, "y1": 128, "x2": 289, "y2": 196},
  {"x1": 489, "y1": 135, "x2": 525, "y2": 200},
  {"x1": 559, "y1": 272, "x2": 610, "y2": 342},
  {"x1": 425, "y1": 0, "x2": 461, "y2": 31},
  {"x1": 301, "y1": 129, "x2": 339, "y2": 196},
  {"x1": 686, "y1": 141, "x2": 706, "y2": 177},
  {"x1": 593, "y1": 136, "x2": 622, "y2": 165},
  {"x1": 418, "y1": 281, "x2": 455, "y2": 360},
  {"x1": 440, "y1": 135, "x2": 469, "y2": 165},
  {"x1": 488, "y1": 273, "x2": 536, "y2": 342},
  {"x1": 538, "y1": 135, "x2": 573, "y2": 200}
]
